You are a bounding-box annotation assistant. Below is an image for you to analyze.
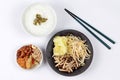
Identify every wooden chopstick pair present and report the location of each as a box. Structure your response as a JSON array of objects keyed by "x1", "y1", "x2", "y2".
[{"x1": 64, "y1": 8, "x2": 115, "y2": 49}]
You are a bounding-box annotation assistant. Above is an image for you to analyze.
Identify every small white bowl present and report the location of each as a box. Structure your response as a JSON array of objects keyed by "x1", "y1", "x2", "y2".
[
  {"x1": 16, "y1": 44, "x2": 43, "y2": 70},
  {"x1": 22, "y1": 3, "x2": 57, "y2": 36}
]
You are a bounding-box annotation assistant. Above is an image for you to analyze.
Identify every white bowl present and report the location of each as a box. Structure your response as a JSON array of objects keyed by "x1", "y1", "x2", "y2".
[
  {"x1": 22, "y1": 3, "x2": 57, "y2": 36},
  {"x1": 16, "y1": 44, "x2": 43, "y2": 70}
]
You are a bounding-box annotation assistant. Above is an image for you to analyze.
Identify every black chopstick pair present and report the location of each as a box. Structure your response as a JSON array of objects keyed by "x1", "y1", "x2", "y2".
[{"x1": 64, "y1": 8, "x2": 115, "y2": 50}]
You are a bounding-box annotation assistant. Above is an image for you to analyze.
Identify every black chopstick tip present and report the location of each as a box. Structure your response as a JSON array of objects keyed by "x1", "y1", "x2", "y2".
[
  {"x1": 113, "y1": 41, "x2": 116, "y2": 44},
  {"x1": 64, "y1": 8, "x2": 69, "y2": 12},
  {"x1": 108, "y1": 47, "x2": 111, "y2": 50},
  {"x1": 64, "y1": 8, "x2": 67, "y2": 12},
  {"x1": 64, "y1": 8, "x2": 67, "y2": 10}
]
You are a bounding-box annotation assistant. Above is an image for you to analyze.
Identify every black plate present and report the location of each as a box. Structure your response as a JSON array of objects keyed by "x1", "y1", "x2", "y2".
[{"x1": 46, "y1": 29, "x2": 93, "y2": 76}]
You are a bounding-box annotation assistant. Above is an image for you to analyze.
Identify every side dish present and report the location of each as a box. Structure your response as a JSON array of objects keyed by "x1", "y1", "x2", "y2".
[{"x1": 17, "y1": 44, "x2": 42, "y2": 69}]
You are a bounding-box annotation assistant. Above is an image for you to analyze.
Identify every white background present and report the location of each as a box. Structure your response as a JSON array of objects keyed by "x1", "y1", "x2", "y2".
[{"x1": 0, "y1": 0, "x2": 120, "y2": 80}]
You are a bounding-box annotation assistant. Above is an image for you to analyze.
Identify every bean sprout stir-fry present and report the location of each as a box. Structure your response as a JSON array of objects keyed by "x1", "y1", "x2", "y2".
[{"x1": 53, "y1": 35, "x2": 90, "y2": 73}]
